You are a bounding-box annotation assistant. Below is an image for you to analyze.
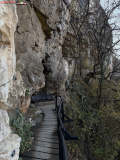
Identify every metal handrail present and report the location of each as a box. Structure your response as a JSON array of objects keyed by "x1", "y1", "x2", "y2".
[
  {"x1": 55, "y1": 95, "x2": 78, "y2": 160},
  {"x1": 56, "y1": 99, "x2": 68, "y2": 160}
]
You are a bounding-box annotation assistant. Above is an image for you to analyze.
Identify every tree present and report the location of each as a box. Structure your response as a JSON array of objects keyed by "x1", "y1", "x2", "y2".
[
  {"x1": 70, "y1": 0, "x2": 91, "y2": 76},
  {"x1": 66, "y1": 1, "x2": 120, "y2": 160}
]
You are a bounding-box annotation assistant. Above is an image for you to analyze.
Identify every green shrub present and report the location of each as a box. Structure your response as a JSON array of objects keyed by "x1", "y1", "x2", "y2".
[
  {"x1": 64, "y1": 77, "x2": 120, "y2": 160},
  {"x1": 10, "y1": 112, "x2": 33, "y2": 153}
]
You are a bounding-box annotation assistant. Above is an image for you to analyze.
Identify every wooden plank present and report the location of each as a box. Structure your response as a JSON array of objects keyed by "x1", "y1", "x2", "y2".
[
  {"x1": 32, "y1": 133, "x2": 58, "y2": 139},
  {"x1": 43, "y1": 117, "x2": 57, "y2": 119},
  {"x1": 31, "y1": 128, "x2": 56, "y2": 132},
  {"x1": 32, "y1": 123, "x2": 57, "y2": 128},
  {"x1": 31, "y1": 126, "x2": 57, "y2": 130},
  {"x1": 32, "y1": 124, "x2": 57, "y2": 127},
  {"x1": 31, "y1": 127, "x2": 55, "y2": 131},
  {"x1": 31, "y1": 124, "x2": 57, "y2": 128},
  {"x1": 42, "y1": 120, "x2": 57, "y2": 122},
  {"x1": 33, "y1": 124, "x2": 57, "y2": 127},
  {"x1": 43, "y1": 112, "x2": 56, "y2": 114},
  {"x1": 41, "y1": 120, "x2": 57, "y2": 123},
  {"x1": 41, "y1": 108, "x2": 55, "y2": 110},
  {"x1": 33, "y1": 137, "x2": 59, "y2": 143},
  {"x1": 42, "y1": 118, "x2": 57, "y2": 120},
  {"x1": 20, "y1": 156, "x2": 42, "y2": 160},
  {"x1": 42, "y1": 110, "x2": 55, "y2": 112},
  {"x1": 43, "y1": 116, "x2": 56, "y2": 118},
  {"x1": 33, "y1": 132, "x2": 57, "y2": 137},
  {"x1": 44, "y1": 115, "x2": 57, "y2": 118},
  {"x1": 29, "y1": 145, "x2": 59, "y2": 154},
  {"x1": 30, "y1": 130, "x2": 56, "y2": 135},
  {"x1": 43, "y1": 114, "x2": 56, "y2": 116},
  {"x1": 42, "y1": 112, "x2": 56, "y2": 114},
  {"x1": 43, "y1": 113, "x2": 56, "y2": 115},
  {"x1": 41, "y1": 109, "x2": 55, "y2": 112},
  {"x1": 41, "y1": 105, "x2": 55, "y2": 107},
  {"x1": 31, "y1": 129, "x2": 57, "y2": 135},
  {"x1": 32, "y1": 140, "x2": 59, "y2": 149},
  {"x1": 35, "y1": 121, "x2": 57, "y2": 124},
  {"x1": 31, "y1": 129, "x2": 55, "y2": 134},
  {"x1": 33, "y1": 127, "x2": 57, "y2": 130},
  {"x1": 21, "y1": 150, "x2": 59, "y2": 160}
]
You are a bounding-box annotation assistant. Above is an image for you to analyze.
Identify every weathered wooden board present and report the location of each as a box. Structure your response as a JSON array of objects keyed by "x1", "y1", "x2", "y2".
[
  {"x1": 20, "y1": 157, "x2": 42, "y2": 160},
  {"x1": 33, "y1": 137, "x2": 59, "y2": 143},
  {"x1": 31, "y1": 129, "x2": 56, "y2": 134},
  {"x1": 32, "y1": 132, "x2": 58, "y2": 139},
  {"x1": 31, "y1": 128, "x2": 57, "y2": 133},
  {"x1": 29, "y1": 145, "x2": 59, "y2": 154},
  {"x1": 44, "y1": 115, "x2": 57, "y2": 117},
  {"x1": 31, "y1": 127, "x2": 57, "y2": 131},
  {"x1": 32, "y1": 140, "x2": 59, "y2": 149},
  {"x1": 43, "y1": 119, "x2": 57, "y2": 122},
  {"x1": 32, "y1": 125, "x2": 57, "y2": 129},
  {"x1": 21, "y1": 150, "x2": 59, "y2": 160},
  {"x1": 43, "y1": 118, "x2": 57, "y2": 120},
  {"x1": 30, "y1": 130, "x2": 55, "y2": 135},
  {"x1": 32, "y1": 124, "x2": 57, "y2": 127}
]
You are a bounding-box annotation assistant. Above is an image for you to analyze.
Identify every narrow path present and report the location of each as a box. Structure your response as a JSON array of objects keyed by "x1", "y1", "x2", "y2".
[{"x1": 20, "y1": 102, "x2": 59, "y2": 160}]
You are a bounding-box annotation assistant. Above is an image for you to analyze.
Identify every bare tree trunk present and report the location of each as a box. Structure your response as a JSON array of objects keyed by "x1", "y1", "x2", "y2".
[
  {"x1": 98, "y1": 61, "x2": 104, "y2": 108},
  {"x1": 79, "y1": 37, "x2": 82, "y2": 76}
]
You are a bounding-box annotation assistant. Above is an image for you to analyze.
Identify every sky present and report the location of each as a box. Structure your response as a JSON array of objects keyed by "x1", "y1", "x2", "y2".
[{"x1": 100, "y1": 0, "x2": 120, "y2": 57}]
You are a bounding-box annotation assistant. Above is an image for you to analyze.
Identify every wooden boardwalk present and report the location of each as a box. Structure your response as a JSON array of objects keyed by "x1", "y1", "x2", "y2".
[{"x1": 20, "y1": 102, "x2": 59, "y2": 160}]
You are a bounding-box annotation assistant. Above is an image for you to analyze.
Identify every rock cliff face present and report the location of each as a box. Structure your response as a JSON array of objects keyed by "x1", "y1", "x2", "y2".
[
  {"x1": 15, "y1": 0, "x2": 72, "y2": 96},
  {"x1": 0, "y1": 3, "x2": 22, "y2": 160}
]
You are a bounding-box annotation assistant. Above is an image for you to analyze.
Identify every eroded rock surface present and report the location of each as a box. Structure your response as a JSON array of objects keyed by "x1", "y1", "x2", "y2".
[
  {"x1": 14, "y1": 0, "x2": 72, "y2": 95},
  {"x1": 0, "y1": 3, "x2": 22, "y2": 160},
  {"x1": 15, "y1": 2, "x2": 46, "y2": 95}
]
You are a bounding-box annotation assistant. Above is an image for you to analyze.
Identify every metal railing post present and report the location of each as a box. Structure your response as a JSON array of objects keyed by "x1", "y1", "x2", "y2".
[
  {"x1": 55, "y1": 95, "x2": 57, "y2": 110},
  {"x1": 61, "y1": 100, "x2": 64, "y2": 122}
]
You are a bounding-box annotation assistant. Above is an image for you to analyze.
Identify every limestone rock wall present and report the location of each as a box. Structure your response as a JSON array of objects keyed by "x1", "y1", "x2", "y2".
[
  {"x1": 0, "y1": 0, "x2": 72, "y2": 158},
  {"x1": 0, "y1": 3, "x2": 23, "y2": 160},
  {"x1": 15, "y1": 0, "x2": 72, "y2": 95},
  {"x1": 15, "y1": 2, "x2": 46, "y2": 94},
  {"x1": 35, "y1": 0, "x2": 71, "y2": 94}
]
